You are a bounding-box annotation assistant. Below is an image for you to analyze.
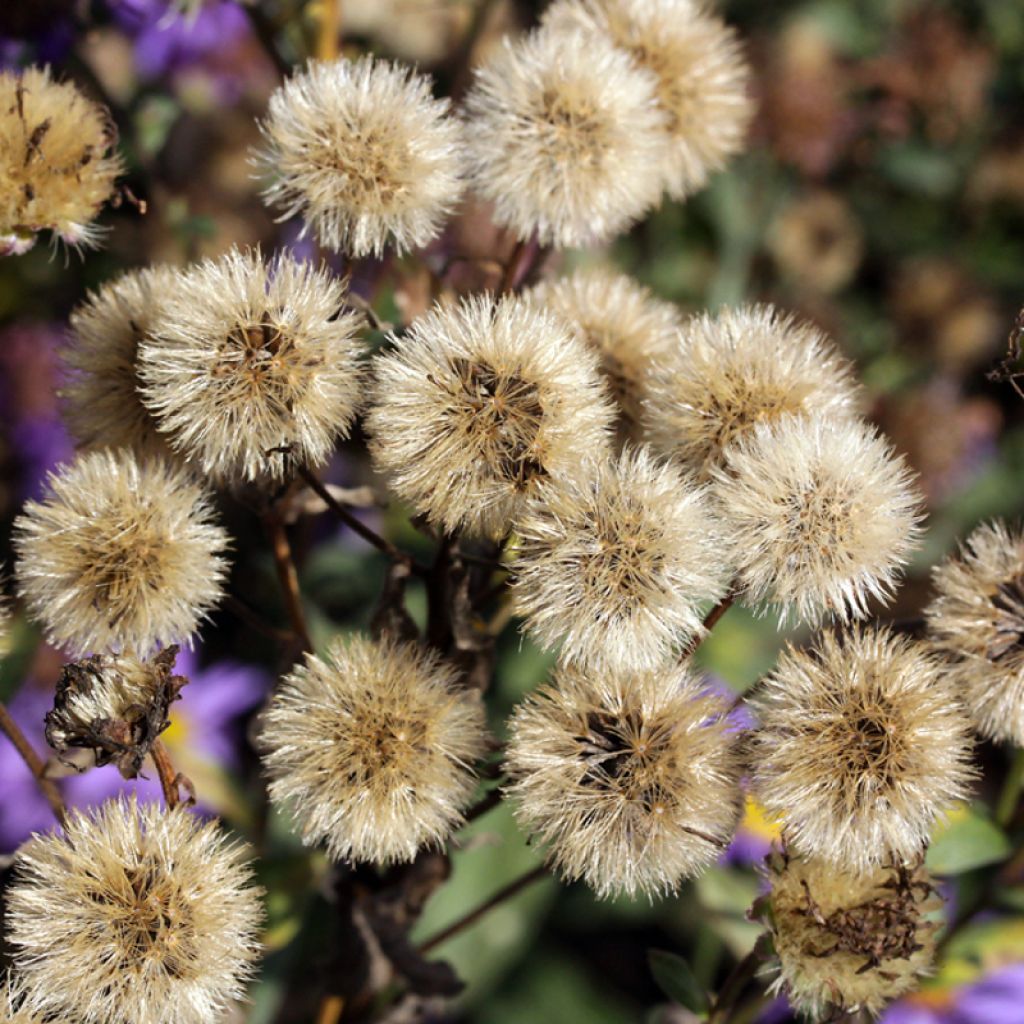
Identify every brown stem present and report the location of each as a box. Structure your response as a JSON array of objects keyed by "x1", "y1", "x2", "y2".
[
  {"x1": 462, "y1": 787, "x2": 503, "y2": 825},
  {"x1": 681, "y1": 591, "x2": 736, "y2": 660},
  {"x1": 705, "y1": 939, "x2": 768, "y2": 1024},
  {"x1": 499, "y1": 237, "x2": 530, "y2": 294},
  {"x1": 448, "y1": 0, "x2": 500, "y2": 101},
  {"x1": 0, "y1": 702, "x2": 66, "y2": 826},
  {"x1": 265, "y1": 515, "x2": 314, "y2": 653},
  {"x1": 418, "y1": 863, "x2": 549, "y2": 953},
  {"x1": 224, "y1": 594, "x2": 299, "y2": 646},
  {"x1": 151, "y1": 739, "x2": 181, "y2": 810}
]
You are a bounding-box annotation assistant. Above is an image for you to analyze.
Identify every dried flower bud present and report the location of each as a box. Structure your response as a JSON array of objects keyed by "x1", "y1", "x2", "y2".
[
  {"x1": 506, "y1": 664, "x2": 742, "y2": 899},
  {"x1": 510, "y1": 447, "x2": 730, "y2": 672},
  {"x1": 765, "y1": 853, "x2": 940, "y2": 1019},
  {"x1": 367, "y1": 294, "x2": 614, "y2": 538},
  {"x1": 0, "y1": 67, "x2": 122, "y2": 254},
  {"x1": 260, "y1": 635, "x2": 488, "y2": 865},
  {"x1": 14, "y1": 449, "x2": 229, "y2": 655},
  {"x1": 463, "y1": 25, "x2": 667, "y2": 248},
  {"x1": 256, "y1": 56, "x2": 464, "y2": 257},
  {"x1": 752, "y1": 627, "x2": 975, "y2": 872},
  {"x1": 926, "y1": 520, "x2": 1024, "y2": 745},
  {"x1": 138, "y1": 249, "x2": 366, "y2": 485}
]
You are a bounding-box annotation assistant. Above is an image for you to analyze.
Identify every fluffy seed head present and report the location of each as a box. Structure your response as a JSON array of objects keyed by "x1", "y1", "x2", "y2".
[
  {"x1": 926, "y1": 520, "x2": 1024, "y2": 745},
  {"x1": 13, "y1": 449, "x2": 229, "y2": 655},
  {"x1": 260, "y1": 635, "x2": 488, "y2": 865},
  {"x1": 138, "y1": 249, "x2": 366, "y2": 485},
  {"x1": 505, "y1": 663, "x2": 742, "y2": 899},
  {"x1": 0, "y1": 67, "x2": 122, "y2": 254},
  {"x1": 526, "y1": 268, "x2": 681, "y2": 438},
  {"x1": 256, "y1": 57, "x2": 464, "y2": 257},
  {"x1": 713, "y1": 416, "x2": 923, "y2": 624},
  {"x1": 510, "y1": 447, "x2": 730, "y2": 672},
  {"x1": 462, "y1": 25, "x2": 667, "y2": 248},
  {"x1": 766, "y1": 854, "x2": 939, "y2": 1019},
  {"x1": 62, "y1": 266, "x2": 180, "y2": 457},
  {"x1": 544, "y1": 0, "x2": 753, "y2": 199},
  {"x1": 751, "y1": 627, "x2": 975, "y2": 872},
  {"x1": 0, "y1": 979, "x2": 45, "y2": 1024},
  {"x1": 642, "y1": 304, "x2": 862, "y2": 476},
  {"x1": 5, "y1": 798, "x2": 263, "y2": 1024},
  {"x1": 367, "y1": 293, "x2": 614, "y2": 538}
]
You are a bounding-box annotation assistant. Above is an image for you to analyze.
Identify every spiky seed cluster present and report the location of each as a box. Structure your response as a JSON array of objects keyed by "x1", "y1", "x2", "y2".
[
  {"x1": 5, "y1": 799, "x2": 263, "y2": 1024},
  {"x1": 751, "y1": 627, "x2": 974, "y2": 872},
  {"x1": 510, "y1": 447, "x2": 730, "y2": 672},
  {"x1": 0, "y1": 980, "x2": 45, "y2": 1024},
  {"x1": 713, "y1": 416, "x2": 923, "y2": 624},
  {"x1": 138, "y1": 249, "x2": 366, "y2": 485},
  {"x1": 642, "y1": 304, "x2": 861, "y2": 476},
  {"x1": 505, "y1": 664, "x2": 742, "y2": 899},
  {"x1": 926, "y1": 521, "x2": 1024, "y2": 746},
  {"x1": 260, "y1": 635, "x2": 488, "y2": 865},
  {"x1": 256, "y1": 57, "x2": 464, "y2": 257},
  {"x1": 462, "y1": 25, "x2": 666, "y2": 248},
  {"x1": 62, "y1": 266, "x2": 179, "y2": 457},
  {"x1": 367, "y1": 294, "x2": 614, "y2": 538},
  {"x1": 544, "y1": 0, "x2": 753, "y2": 199},
  {"x1": 526, "y1": 268, "x2": 681, "y2": 438},
  {"x1": 13, "y1": 449, "x2": 229, "y2": 656},
  {"x1": 0, "y1": 67, "x2": 122, "y2": 255},
  {"x1": 766, "y1": 854, "x2": 940, "y2": 1019}
]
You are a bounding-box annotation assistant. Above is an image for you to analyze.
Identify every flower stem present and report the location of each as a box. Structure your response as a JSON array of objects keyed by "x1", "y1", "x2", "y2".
[
  {"x1": 0, "y1": 702, "x2": 66, "y2": 826},
  {"x1": 681, "y1": 590, "x2": 736, "y2": 660},
  {"x1": 151, "y1": 739, "x2": 181, "y2": 809},
  {"x1": 315, "y1": 0, "x2": 341, "y2": 62},
  {"x1": 706, "y1": 938, "x2": 768, "y2": 1024},
  {"x1": 265, "y1": 514, "x2": 315, "y2": 653},
  {"x1": 996, "y1": 746, "x2": 1024, "y2": 828}
]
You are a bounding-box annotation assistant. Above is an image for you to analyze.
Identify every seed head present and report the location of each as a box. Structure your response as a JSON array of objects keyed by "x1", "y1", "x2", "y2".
[
  {"x1": 544, "y1": 0, "x2": 753, "y2": 199},
  {"x1": 642, "y1": 304, "x2": 861, "y2": 476},
  {"x1": 526, "y1": 268, "x2": 681, "y2": 438},
  {"x1": 366, "y1": 294, "x2": 614, "y2": 538},
  {"x1": 926, "y1": 520, "x2": 1024, "y2": 745},
  {"x1": 510, "y1": 447, "x2": 730, "y2": 672},
  {"x1": 0, "y1": 66, "x2": 122, "y2": 255},
  {"x1": 256, "y1": 57, "x2": 464, "y2": 257},
  {"x1": 5, "y1": 798, "x2": 264, "y2": 1024},
  {"x1": 0, "y1": 979, "x2": 45, "y2": 1024},
  {"x1": 751, "y1": 627, "x2": 975, "y2": 872},
  {"x1": 138, "y1": 249, "x2": 366, "y2": 485},
  {"x1": 713, "y1": 416, "x2": 923, "y2": 624},
  {"x1": 766, "y1": 853, "x2": 940, "y2": 1019},
  {"x1": 462, "y1": 25, "x2": 667, "y2": 248},
  {"x1": 260, "y1": 635, "x2": 489, "y2": 865},
  {"x1": 13, "y1": 449, "x2": 229, "y2": 655},
  {"x1": 505, "y1": 663, "x2": 742, "y2": 899}
]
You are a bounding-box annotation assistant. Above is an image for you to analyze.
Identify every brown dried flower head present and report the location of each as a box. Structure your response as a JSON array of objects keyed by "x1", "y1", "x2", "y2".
[
  {"x1": 0, "y1": 66, "x2": 122, "y2": 255},
  {"x1": 13, "y1": 449, "x2": 229, "y2": 655},
  {"x1": 6, "y1": 798, "x2": 263, "y2": 1024},
  {"x1": 367, "y1": 294, "x2": 614, "y2": 538},
  {"x1": 505, "y1": 663, "x2": 742, "y2": 899},
  {"x1": 751, "y1": 627, "x2": 975, "y2": 872},
  {"x1": 260, "y1": 635, "x2": 488, "y2": 865}
]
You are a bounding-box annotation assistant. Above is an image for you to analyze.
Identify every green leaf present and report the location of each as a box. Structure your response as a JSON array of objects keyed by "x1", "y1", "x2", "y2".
[
  {"x1": 647, "y1": 949, "x2": 710, "y2": 1017},
  {"x1": 927, "y1": 809, "x2": 1012, "y2": 874}
]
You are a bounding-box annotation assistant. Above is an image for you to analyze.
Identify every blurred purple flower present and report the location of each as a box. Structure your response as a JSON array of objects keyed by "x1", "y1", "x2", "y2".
[{"x1": 881, "y1": 964, "x2": 1024, "y2": 1024}]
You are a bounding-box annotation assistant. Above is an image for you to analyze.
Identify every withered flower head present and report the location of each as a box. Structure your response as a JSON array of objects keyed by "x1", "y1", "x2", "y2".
[
  {"x1": 0, "y1": 66, "x2": 122, "y2": 255},
  {"x1": 765, "y1": 853, "x2": 940, "y2": 1019},
  {"x1": 366, "y1": 293, "x2": 614, "y2": 538},
  {"x1": 505, "y1": 663, "x2": 742, "y2": 899},
  {"x1": 752, "y1": 627, "x2": 975, "y2": 872},
  {"x1": 6, "y1": 798, "x2": 264, "y2": 1024},
  {"x1": 260, "y1": 635, "x2": 489, "y2": 865}
]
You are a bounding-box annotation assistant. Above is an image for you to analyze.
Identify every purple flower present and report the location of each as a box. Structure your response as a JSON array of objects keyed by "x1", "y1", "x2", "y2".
[{"x1": 881, "y1": 964, "x2": 1024, "y2": 1024}]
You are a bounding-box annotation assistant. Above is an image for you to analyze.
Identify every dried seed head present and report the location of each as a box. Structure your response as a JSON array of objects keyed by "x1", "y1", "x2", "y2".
[
  {"x1": 642, "y1": 304, "x2": 862, "y2": 477},
  {"x1": 926, "y1": 520, "x2": 1024, "y2": 745},
  {"x1": 137, "y1": 249, "x2": 366, "y2": 485},
  {"x1": 13, "y1": 449, "x2": 229, "y2": 656},
  {"x1": 6, "y1": 798, "x2": 264, "y2": 1024},
  {"x1": 0, "y1": 979, "x2": 45, "y2": 1024},
  {"x1": 751, "y1": 627, "x2": 975, "y2": 872},
  {"x1": 544, "y1": 0, "x2": 753, "y2": 199},
  {"x1": 510, "y1": 447, "x2": 730, "y2": 672},
  {"x1": 766, "y1": 854, "x2": 940, "y2": 1019},
  {"x1": 526, "y1": 268, "x2": 681, "y2": 438},
  {"x1": 260, "y1": 635, "x2": 489, "y2": 865},
  {"x1": 462, "y1": 25, "x2": 667, "y2": 248},
  {"x1": 0, "y1": 66, "x2": 122, "y2": 255},
  {"x1": 366, "y1": 294, "x2": 614, "y2": 538},
  {"x1": 713, "y1": 416, "x2": 923, "y2": 624},
  {"x1": 61, "y1": 266, "x2": 180, "y2": 458},
  {"x1": 505, "y1": 663, "x2": 742, "y2": 899},
  {"x1": 256, "y1": 57, "x2": 464, "y2": 257}
]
